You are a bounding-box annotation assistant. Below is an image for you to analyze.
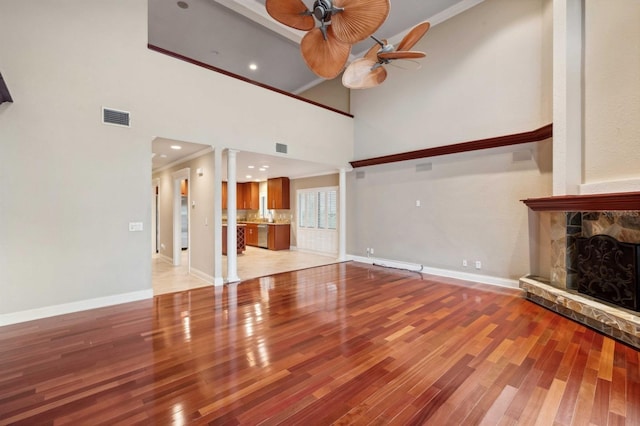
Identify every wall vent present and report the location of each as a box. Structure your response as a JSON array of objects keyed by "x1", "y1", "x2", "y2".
[
  {"x1": 275, "y1": 142, "x2": 288, "y2": 154},
  {"x1": 356, "y1": 171, "x2": 366, "y2": 179},
  {"x1": 102, "y1": 107, "x2": 130, "y2": 127},
  {"x1": 415, "y1": 163, "x2": 432, "y2": 172}
]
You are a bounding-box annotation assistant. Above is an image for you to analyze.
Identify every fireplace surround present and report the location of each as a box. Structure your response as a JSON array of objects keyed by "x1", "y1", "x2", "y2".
[{"x1": 521, "y1": 192, "x2": 640, "y2": 349}]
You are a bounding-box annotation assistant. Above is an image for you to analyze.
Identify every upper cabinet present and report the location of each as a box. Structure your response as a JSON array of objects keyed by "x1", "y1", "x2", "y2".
[
  {"x1": 222, "y1": 181, "x2": 259, "y2": 210},
  {"x1": 237, "y1": 182, "x2": 259, "y2": 210},
  {"x1": 267, "y1": 177, "x2": 290, "y2": 210}
]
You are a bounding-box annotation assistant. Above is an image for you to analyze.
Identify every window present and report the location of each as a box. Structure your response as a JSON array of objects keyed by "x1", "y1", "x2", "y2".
[{"x1": 298, "y1": 188, "x2": 337, "y2": 230}]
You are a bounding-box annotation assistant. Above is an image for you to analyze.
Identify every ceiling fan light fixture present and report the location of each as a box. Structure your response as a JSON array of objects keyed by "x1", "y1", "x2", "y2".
[{"x1": 177, "y1": 1, "x2": 189, "y2": 10}]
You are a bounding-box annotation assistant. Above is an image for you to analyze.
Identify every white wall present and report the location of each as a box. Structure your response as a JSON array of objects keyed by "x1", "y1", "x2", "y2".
[
  {"x1": 583, "y1": 0, "x2": 640, "y2": 185},
  {"x1": 347, "y1": 0, "x2": 553, "y2": 281},
  {"x1": 0, "y1": 0, "x2": 353, "y2": 319}
]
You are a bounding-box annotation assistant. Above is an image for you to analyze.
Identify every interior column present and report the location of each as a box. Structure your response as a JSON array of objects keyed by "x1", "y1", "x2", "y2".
[
  {"x1": 226, "y1": 149, "x2": 240, "y2": 283},
  {"x1": 338, "y1": 167, "x2": 347, "y2": 261},
  {"x1": 552, "y1": 0, "x2": 584, "y2": 195},
  {"x1": 213, "y1": 146, "x2": 224, "y2": 286}
]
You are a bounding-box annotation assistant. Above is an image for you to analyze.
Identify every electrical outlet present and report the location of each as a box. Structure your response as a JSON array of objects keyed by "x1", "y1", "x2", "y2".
[
  {"x1": 475, "y1": 260, "x2": 482, "y2": 269},
  {"x1": 462, "y1": 259, "x2": 468, "y2": 267}
]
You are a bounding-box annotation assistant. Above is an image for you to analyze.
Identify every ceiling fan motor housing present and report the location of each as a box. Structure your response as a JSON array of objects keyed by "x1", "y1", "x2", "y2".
[{"x1": 313, "y1": 0, "x2": 338, "y2": 23}]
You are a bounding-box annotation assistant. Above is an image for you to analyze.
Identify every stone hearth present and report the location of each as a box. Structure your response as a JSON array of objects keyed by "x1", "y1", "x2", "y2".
[{"x1": 521, "y1": 275, "x2": 640, "y2": 349}]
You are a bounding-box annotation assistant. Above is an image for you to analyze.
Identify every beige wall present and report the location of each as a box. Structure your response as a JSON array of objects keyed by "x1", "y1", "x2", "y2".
[
  {"x1": 298, "y1": 78, "x2": 350, "y2": 114},
  {"x1": 584, "y1": 0, "x2": 640, "y2": 184},
  {"x1": 153, "y1": 150, "x2": 216, "y2": 279},
  {"x1": 289, "y1": 174, "x2": 340, "y2": 247},
  {"x1": 0, "y1": 0, "x2": 353, "y2": 317},
  {"x1": 347, "y1": 0, "x2": 553, "y2": 281}
]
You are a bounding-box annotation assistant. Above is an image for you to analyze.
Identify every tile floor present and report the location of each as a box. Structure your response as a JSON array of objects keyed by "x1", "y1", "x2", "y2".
[{"x1": 152, "y1": 247, "x2": 340, "y2": 295}]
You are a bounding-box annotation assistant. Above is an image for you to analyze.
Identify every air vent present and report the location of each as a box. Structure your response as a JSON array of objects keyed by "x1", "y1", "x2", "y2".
[
  {"x1": 102, "y1": 107, "x2": 130, "y2": 127},
  {"x1": 275, "y1": 142, "x2": 288, "y2": 154},
  {"x1": 415, "y1": 163, "x2": 432, "y2": 172},
  {"x1": 355, "y1": 171, "x2": 365, "y2": 179}
]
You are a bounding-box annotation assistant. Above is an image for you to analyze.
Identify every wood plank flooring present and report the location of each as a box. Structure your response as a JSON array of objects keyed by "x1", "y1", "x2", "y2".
[{"x1": 1, "y1": 262, "x2": 639, "y2": 425}]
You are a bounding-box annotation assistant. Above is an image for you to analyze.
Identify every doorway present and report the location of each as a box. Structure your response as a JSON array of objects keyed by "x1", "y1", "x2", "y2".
[{"x1": 172, "y1": 168, "x2": 190, "y2": 268}]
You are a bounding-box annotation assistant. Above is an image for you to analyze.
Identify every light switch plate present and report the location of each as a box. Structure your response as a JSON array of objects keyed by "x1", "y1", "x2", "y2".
[{"x1": 129, "y1": 222, "x2": 143, "y2": 232}]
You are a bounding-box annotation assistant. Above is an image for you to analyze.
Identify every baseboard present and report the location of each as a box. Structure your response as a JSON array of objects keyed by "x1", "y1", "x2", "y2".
[
  {"x1": 0, "y1": 289, "x2": 154, "y2": 327},
  {"x1": 347, "y1": 255, "x2": 520, "y2": 289}
]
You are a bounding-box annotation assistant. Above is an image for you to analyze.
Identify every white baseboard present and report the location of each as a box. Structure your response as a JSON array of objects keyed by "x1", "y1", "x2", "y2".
[
  {"x1": 347, "y1": 255, "x2": 520, "y2": 289},
  {"x1": 0, "y1": 289, "x2": 154, "y2": 327}
]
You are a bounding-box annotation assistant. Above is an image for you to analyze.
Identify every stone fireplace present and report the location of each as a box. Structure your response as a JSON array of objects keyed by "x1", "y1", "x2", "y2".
[{"x1": 520, "y1": 192, "x2": 640, "y2": 349}]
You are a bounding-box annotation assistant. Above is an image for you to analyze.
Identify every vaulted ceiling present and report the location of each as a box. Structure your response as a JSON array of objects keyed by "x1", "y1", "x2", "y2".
[{"x1": 148, "y1": 0, "x2": 484, "y2": 94}]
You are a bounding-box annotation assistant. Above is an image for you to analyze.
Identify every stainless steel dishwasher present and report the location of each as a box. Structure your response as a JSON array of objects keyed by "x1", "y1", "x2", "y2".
[{"x1": 257, "y1": 224, "x2": 268, "y2": 248}]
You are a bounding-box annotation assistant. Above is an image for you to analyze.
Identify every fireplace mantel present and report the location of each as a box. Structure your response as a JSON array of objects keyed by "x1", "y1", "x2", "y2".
[{"x1": 522, "y1": 191, "x2": 640, "y2": 211}]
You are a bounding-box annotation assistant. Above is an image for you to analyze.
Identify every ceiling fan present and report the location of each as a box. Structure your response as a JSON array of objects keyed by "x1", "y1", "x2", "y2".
[
  {"x1": 265, "y1": 0, "x2": 390, "y2": 79},
  {"x1": 343, "y1": 21, "x2": 431, "y2": 89}
]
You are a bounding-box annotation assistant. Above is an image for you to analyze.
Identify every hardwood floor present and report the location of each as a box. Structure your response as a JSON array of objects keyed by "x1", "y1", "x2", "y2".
[{"x1": 1, "y1": 262, "x2": 639, "y2": 425}]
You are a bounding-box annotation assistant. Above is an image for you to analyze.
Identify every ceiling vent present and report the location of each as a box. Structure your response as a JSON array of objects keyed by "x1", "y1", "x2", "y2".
[
  {"x1": 102, "y1": 107, "x2": 130, "y2": 127},
  {"x1": 355, "y1": 171, "x2": 366, "y2": 179},
  {"x1": 415, "y1": 162, "x2": 432, "y2": 172},
  {"x1": 275, "y1": 142, "x2": 288, "y2": 154}
]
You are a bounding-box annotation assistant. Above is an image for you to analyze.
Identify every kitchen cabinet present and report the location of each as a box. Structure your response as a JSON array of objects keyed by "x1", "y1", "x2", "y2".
[
  {"x1": 267, "y1": 177, "x2": 290, "y2": 210},
  {"x1": 222, "y1": 182, "x2": 259, "y2": 210},
  {"x1": 245, "y1": 223, "x2": 259, "y2": 246},
  {"x1": 267, "y1": 224, "x2": 290, "y2": 251},
  {"x1": 237, "y1": 182, "x2": 259, "y2": 210},
  {"x1": 222, "y1": 181, "x2": 227, "y2": 210}
]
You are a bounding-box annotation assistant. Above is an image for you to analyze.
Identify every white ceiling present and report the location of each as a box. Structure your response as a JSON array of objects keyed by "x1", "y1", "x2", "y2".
[
  {"x1": 148, "y1": 0, "x2": 485, "y2": 180},
  {"x1": 152, "y1": 137, "x2": 340, "y2": 181}
]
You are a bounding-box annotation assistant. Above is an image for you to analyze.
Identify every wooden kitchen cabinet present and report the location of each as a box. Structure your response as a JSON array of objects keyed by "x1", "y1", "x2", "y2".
[
  {"x1": 245, "y1": 223, "x2": 259, "y2": 246},
  {"x1": 222, "y1": 181, "x2": 227, "y2": 210},
  {"x1": 238, "y1": 182, "x2": 259, "y2": 210},
  {"x1": 222, "y1": 182, "x2": 259, "y2": 210},
  {"x1": 267, "y1": 177, "x2": 290, "y2": 209},
  {"x1": 222, "y1": 225, "x2": 246, "y2": 255},
  {"x1": 267, "y1": 224, "x2": 290, "y2": 251}
]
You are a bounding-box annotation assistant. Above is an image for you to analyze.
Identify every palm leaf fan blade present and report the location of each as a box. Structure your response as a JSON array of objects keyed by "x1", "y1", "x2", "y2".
[
  {"x1": 378, "y1": 51, "x2": 426, "y2": 60},
  {"x1": 266, "y1": 0, "x2": 315, "y2": 31},
  {"x1": 342, "y1": 58, "x2": 387, "y2": 89},
  {"x1": 396, "y1": 21, "x2": 430, "y2": 51},
  {"x1": 331, "y1": 0, "x2": 390, "y2": 44},
  {"x1": 301, "y1": 27, "x2": 351, "y2": 79}
]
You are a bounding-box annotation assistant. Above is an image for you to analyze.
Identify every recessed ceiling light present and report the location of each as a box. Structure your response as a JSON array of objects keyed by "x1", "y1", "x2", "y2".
[
  {"x1": 259, "y1": 168, "x2": 266, "y2": 172},
  {"x1": 255, "y1": 179, "x2": 261, "y2": 182},
  {"x1": 160, "y1": 154, "x2": 167, "y2": 158},
  {"x1": 177, "y1": 1, "x2": 189, "y2": 9},
  {"x1": 249, "y1": 63, "x2": 258, "y2": 71},
  {"x1": 170, "y1": 145, "x2": 182, "y2": 150},
  {"x1": 246, "y1": 175, "x2": 252, "y2": 179},
  {"x1": 248, "y1": 165, "x2": 255, "y2": 169},
  {"x1": 262, "y1": 165, "x2": 269, "y2": 169}
]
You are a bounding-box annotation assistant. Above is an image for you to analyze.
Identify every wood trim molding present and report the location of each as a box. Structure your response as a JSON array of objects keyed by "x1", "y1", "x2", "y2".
[
  {"x1": 147, "y1": 44, "x2": 353, "y2": 118},
  {"x1": 350, "y1": 124, "x2": 553, "y2": 168},
  {"x1": 522, "y1": 192, "x2": 640, "y2": 211}
]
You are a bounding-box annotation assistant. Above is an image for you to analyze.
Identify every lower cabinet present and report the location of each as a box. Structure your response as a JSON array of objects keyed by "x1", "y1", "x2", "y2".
[
  {"x1": 246, "y1": 223, "x2": 258, "y2": 247},
  {"x1": 267, "y1": 224, "x2": 290, "y2": 251}
]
